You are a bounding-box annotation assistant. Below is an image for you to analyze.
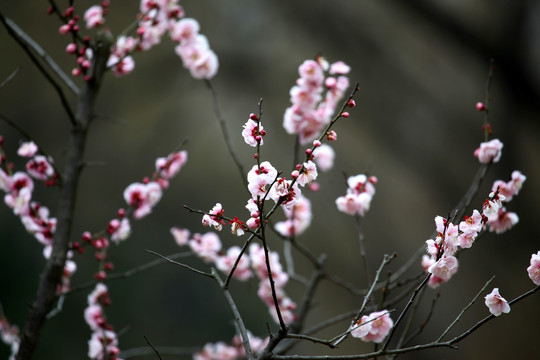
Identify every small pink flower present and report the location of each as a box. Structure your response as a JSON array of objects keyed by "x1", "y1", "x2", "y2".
[
  {"x1": 17, "y1": 141, "x2": 38, "y2": 157},
  {"x1": 169, "y1": 18, "x2": 200, "y2": 43},
  {"x1": 485, "y1": 288, "x2": 510, "y2": 316},
  {"x1": 171, "y1": 227, "x2": 190, "y2": 246},
  {"x1": 487, "y1": 209, "x2": 518, "y2": 234},
  {"x1": 352, "y1": 311, "x2": 393, "y2": 343},
  {"x1": 313, "y1": 144, "x2": 335, "y2": 172},
  {"x1": 296, "y1": 161, "x2": 318, "y2": 186},
  {"x1": 242, "y1": 119, "x2": 264, "y2": 147},
  {"x1": 215, "y1": 246, "x2": 252, "y2": 280},
  {"x1": 428, "y1": 255, "x2": 458, "y2": 282},
  {"x1": 189, "y1": 232, "x2": 222, "y2": 262},
  {"x1": 474, "y1": 139, "x2": 503, "y2": 164},
  {"x1": 329, "y1": 61, "x2": 351, "y2": 75},
  {"x1": 527, "y1": 251, "x2": 540, "y2": 286},
  {"x1": 84, "y1": 5, "x2": 104, "y2": 29}
]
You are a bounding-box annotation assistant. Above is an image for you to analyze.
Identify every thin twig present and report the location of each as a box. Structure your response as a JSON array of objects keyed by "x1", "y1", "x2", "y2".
[
  {"x1": 437, "y1": 276, "x2": 495, "y2": 342},
  {"x1": 66, "y1": 251, "x2": 193, "y2": 295},
  {"x1": 145, "y1": 250, "x2": 213, "y2": 278},
  {"x1": 204, "y1": 80, "x2": 247, "y2": 188},
  {"x1": 144, "y1": 336, "x2": 162, "y2": 360},
  {"x1": 0, "y1": 67, "x2": 19, "y2": 88}
]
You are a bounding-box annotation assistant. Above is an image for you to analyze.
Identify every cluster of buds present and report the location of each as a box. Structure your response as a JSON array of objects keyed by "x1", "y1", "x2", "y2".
[{"x1": 83, "y1": 284, "x2": 121, "y2": 360}]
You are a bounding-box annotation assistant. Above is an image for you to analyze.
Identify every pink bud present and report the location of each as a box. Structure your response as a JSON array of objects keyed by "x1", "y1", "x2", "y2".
[
  {"x1": 59, "y1": 24, "x2": 71, "y2": 34},
  {"x1": 291, "y1": 170, "x2": 299, "y2": 179},
  {"x1": 82, "y1": 231, "x2": 92, "y2": 242},
  {"x1": 341, "y1": 111, "x2": 350, "y2": 118},
  {"x1": 94, "y1": 271, "x2": 107, "y2": 281},
  {"x1": 249, "y1": 113, "x2": 259, "y2": 121},
  {"x1": 312, "y1": 140, "x2": 321, "y2": 147},
  {"x1": 326, "y1": 130, "x2": 337, "y2": 141},
  {"x1": 66, "y1": 43, "x2": 77, "y2": 54},
  {"x1": 347, "y1": 99, "x2": 356, "y2": 108},
  {"x1": 117, "y1": 208, "x2": 126, "y2": 218},
  {"x1": 255, "y1": 135, "x2": 262, "y2": 142},
  {"x1": 72, "y1": 68, "x2": 82, "y2": 77},
  {"x1": 476, "y1": 102, "x2": 486, "y2": 111},
  {"x1": 309, "y1": 182, "x2": 320, "y2": 192},
  {"x1": 305, "y1": 148, "x2": 312, "y2": 155}
]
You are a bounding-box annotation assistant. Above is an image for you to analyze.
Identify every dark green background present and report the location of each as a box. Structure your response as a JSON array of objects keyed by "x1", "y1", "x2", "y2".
[{"x1": 1, "y1": 1, "x2": 539, "y2": 359}]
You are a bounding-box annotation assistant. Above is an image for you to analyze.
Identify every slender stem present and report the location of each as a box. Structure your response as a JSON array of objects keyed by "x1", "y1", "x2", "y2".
[
  {"x1": 354, "y1": 214, "x2": 371, "y2": 286},
  {"x1": 437, "y1": 276, "x2": 494, "y2": 342},
  {"x1": 204, "y1": 80, "x2": 247, "y2": 188},
  {"x1": 145, "y1": 250, "x2": 213, "y2": 278}
]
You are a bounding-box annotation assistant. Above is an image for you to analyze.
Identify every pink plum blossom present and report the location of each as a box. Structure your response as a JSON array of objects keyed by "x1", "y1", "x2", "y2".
[
  {"x1": 17, "y1": 141, "x2": 38, "y2": 157},
  {"x1": 189, "y1": 232, "x2": 222, "y2": 262},
  {"x1": 313, "y1": 143, "x2": 335, "y2": 172},
  {"x1": 171, "y1": 227, "x2": 190, "y2": 246},
  {"x1": 474, "y1": 138, "x2": 503, "y2": 164},
  {"x1": 84, "y1": 5, "x2": 104, "y2": 29},
  {"x1": 194, "y1": 342, "x2": 238, "y2": 360},
  {"x1": 352, "y1": 311, "x2": 393, "y2": 343},
  {"x1": 169, "y1": 18, "x2": 200, "y2": 43},
  {"x1": 242, "y1": 119, "x2": 264, "y2": 147},
  {"x1": 215, "y1": 246, "x2": 252, "y2": 280},
  {"x1": 296, "y1": 161, "x2": 318, "y2": 186},
  {"x1": 526, "y1": 251, "x2": 540, "y2": 285},
  {"x1": 274, "y1": 195, "x2": 312, "y2": 237},
  {"x1": 123, "y1": 181, "x2": 163, "y2": 219},
  {"x1": 25, "y1": 155, "x2": 55, "y2": 181},
  {"x1": 487, "y1": 209, "x2": 518, "y2": 234},
  {"x1": 484, "y1": 288, "x2": 510, "y2": 316},
  {"x1": 428, "y1": 255, "x2": 458, "y2": 282}
]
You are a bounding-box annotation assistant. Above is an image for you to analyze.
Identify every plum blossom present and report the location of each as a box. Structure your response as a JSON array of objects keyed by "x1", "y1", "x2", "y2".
[
  {"x1": 202, "y1": 203, "x2": 225, "y2": 231},
  {"x1": 474, "y1": 138, "x2": 503, "y2": 164},
  {"x1": 527, "y1": 251, "x2": 540, "y2": 286},
  {"x1": 487, "y1": 209, "x2": 518, "y2": 234},
  {"x1": 335, "y1": 174, "x2": 377, "y2": 216},
  {"x1": 17, "y1": 141, "x2": 38, "y2": 157},
  {"x1": 274, "y1": 195, "x2": 312, "y2": 237},
  {"x1": 313, "y1": 143, "x2": 335, "y2": 172},
  {"x1": 123, "y1": 181, "x2": 163, "y2": 219},
  {"x1": 295, "y1": 161, "x2": 318, "y2": 186},
  {"x1": 283, "y1": 57, "x2": 350, "y2": 145},
  {"x1": 351, "y1": 311, "x2": 393, "y2": 343},
  {"x1": 215, "y1": 246, "x2": 252, "y2": 280},
  {"x1": 171, "y1": 227, "x2": 190, "y2": 246},
  {"x1": 484, "y1": 288, "x2": 510, "y2": 316},
  {"x1": 247, "y1": 162, "x2": 278, "y2": 199},
  {"x1": 428, "y1": 255, "x2": 458, "y2": 282},
  {"x1": 242, "y1": 118, "x2": 265, "y2": 147},
  {"x1": 25, "y1": 155, "x2": 55, "y2": 181},
  {"x1": 84, "y1": 5, "x2": 105, "y2": 29},
  {"x1": 193, "y1": 342, "x2": 238, "y2": 360},
  {"x1": 491, "y1": 170, "x2": 526, "y2": 202},
  {"x1": 189, "y1": 232, "x2": 222, "y2": 262}
]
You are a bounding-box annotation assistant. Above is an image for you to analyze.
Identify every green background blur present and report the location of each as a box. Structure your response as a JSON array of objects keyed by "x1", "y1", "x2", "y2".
[{"x1": 1, "y1": 1, "x2": 539, "y2": 359}]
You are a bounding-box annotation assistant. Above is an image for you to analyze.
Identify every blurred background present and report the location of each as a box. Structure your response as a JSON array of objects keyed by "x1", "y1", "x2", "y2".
[{"x1": 1, "y1": 0, "x2": 539, "y2": 359}]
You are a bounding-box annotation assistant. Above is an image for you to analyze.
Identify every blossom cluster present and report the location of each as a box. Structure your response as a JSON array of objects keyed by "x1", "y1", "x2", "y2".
[
  {"x1": 56, "y1": 1, "x2": 218, "y2": 79},
  {"x1": 350, "y1": 310, "x2": 393, "y2": 343},
  {"x1": 0, "y1": 139, "x2": 76, "y2": 295},
  {"x1": 193, "y1": 331, "x2": 268, "y2": 360},
  {"x1": 335, "y1": 174, "x2": 377, "y2": 216},
  {"x1": 283, "y1": 57, "x2": 351, "y2": 145},
  {"x1": 83, "y1": 284, "x2": 122, "y2": 360},
  {"x1": 80, "y1": 150, "x2": 187, "y2": 359},
  {"x1": 422, "y1": 158, "x2": 526, "y2": 288}
]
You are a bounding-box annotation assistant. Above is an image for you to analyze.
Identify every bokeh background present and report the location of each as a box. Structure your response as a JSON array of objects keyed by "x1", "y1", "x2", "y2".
[{"x1": 1, "y1": 1, "x2": 539, "y2": 359}]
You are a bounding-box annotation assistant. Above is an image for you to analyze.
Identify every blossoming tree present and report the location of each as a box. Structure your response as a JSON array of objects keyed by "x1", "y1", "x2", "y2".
[{"x1": 0, "y1": 1, "x2": 538, "y2": 360}]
